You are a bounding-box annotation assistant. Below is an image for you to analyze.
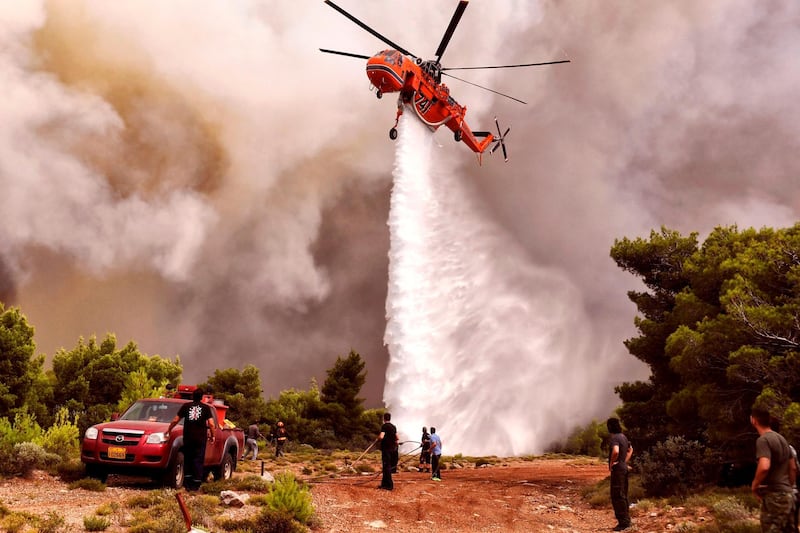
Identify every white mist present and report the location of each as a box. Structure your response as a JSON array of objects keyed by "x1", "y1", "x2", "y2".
[{"x1": 383, "y1": 113, "x2": 599, "y2": 456}]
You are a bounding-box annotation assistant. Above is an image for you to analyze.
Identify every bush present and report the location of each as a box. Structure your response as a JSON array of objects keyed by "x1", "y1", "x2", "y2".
[
  {"x1": 1, "y1": 513, "x2": 27, "y2": 533},
  {"x1": 126, "y1": 495, "x2": 185, "y2": 533},
  {"x1": 57, "y1": 459, "x2": 86, "y2": 482},
  {"x1": 68, "y1": 477, "x2": 106, "y2": 492},
  {"x1": 0, "y1": 412, "x2": 42, "y2": 445},
  {"x1": 710, "y1": 496, "x2": 759, "y2": 532},
  {"x1": 636, "y1": 436, "x2": 711, "y2": 497},
  {"x1": 265, "y1": 472, "x2": 314, "y2": 524},
  {"x1": 14, "y1": 442, "x2": 60, "y2": 477},
  {"x1": 0, "y1": 412, "x2": 44, "y2": 475},
  {"x1": 125, "y1": 491, "x2": 167, "y2": 508},
  {"x1": 35, "y1": 511, "x2": 67, "y2": 533},
  {"x1": 354, "y1": 463, "x2": 374, "y2": 473},
  {"x1": 561, "y1": 420, "x2": 607, "y2": 457},
  {"x1": 83, "y1": 515, "x2": 112, "y2": 531},
  {"x1": 35, "y1": 407, "x2": 80, "y2": 460},
  {"x1": 218, "y1": 507, "x2": 305, "y2": 533}
]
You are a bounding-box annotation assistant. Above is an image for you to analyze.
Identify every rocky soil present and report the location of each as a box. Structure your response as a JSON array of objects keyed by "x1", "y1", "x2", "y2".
[{"x1": 0, "y1": 457, "x2": 719, "y2": 532}]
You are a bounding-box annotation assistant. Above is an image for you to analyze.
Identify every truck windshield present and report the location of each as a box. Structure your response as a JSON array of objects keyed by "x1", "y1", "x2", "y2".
[{"x1": 120, "y1": 401, "x2": 182, "y2": 423}]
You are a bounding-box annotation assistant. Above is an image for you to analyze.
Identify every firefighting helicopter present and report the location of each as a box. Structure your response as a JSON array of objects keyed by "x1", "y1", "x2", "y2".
[{"x1": 320, "y1": 0, "x2": 569, "y2": 162}]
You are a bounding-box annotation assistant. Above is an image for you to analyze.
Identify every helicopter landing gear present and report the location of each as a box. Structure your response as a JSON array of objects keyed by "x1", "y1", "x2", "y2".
[
  {"x1": 389, "y1": 99, "x2": 404, "y2": 141},
  {"x1": 376, "y1": 90, "x2": 382, "y2": 99},
  {"x1": 454, "y1": 130, "x2": 462, "y2": 142}
]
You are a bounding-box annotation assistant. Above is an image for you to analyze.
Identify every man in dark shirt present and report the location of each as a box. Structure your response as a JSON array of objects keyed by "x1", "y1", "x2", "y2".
[
  {"x1": 750, "y1": 407, "x2": 797, "y2": 532},
  {"x1": 377, "y1": 412, "x2": 397, "y2": 490},
  {"x1": 419, "y1": 427, "x2": 432, "y2": 473},
  {"x1": 243, "y1": 423, "x2": 264, "y2": 461},
  {"x1": 167, "y1": 388, "x2": 215, "y2": 491},
  {"x1": 607, "y1": 417, "x2": 633, "y2": 531}
]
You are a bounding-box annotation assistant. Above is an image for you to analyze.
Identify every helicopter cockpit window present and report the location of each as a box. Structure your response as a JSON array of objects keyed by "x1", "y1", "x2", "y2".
[{"x1": 381, "y1": 50, "x2": 402, "y2": 66}]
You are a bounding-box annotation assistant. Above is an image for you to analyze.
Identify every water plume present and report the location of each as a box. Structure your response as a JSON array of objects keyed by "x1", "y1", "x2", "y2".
[{"x1": 384, "y1": 114, "x2": 603, "y2": 456}]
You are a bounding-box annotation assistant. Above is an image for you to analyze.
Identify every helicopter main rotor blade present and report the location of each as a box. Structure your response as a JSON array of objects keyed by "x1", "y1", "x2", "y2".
[
  {"x1": 435, "y1": 0, "x2": 469, "y2": 64},
  {"x1": 324, "y1": 0, "x2": 416, "y2": 58},
  {"x1": 319, "y1": 48, "x2": 371, "y2": 60},
  {"x1": 442, "y1": 72, "x2": 527, "y2": 105},
  {"x1": 443, "y1": 59, "x2": 571, "y2": 71}
]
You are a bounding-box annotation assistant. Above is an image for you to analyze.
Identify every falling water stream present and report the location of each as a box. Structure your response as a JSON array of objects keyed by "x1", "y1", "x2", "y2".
[{"x1": 383, "y1": 113, "x2": 597, "y2": 456}]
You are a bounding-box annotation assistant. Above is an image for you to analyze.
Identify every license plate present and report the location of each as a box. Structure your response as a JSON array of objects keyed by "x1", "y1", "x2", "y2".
[{"x1": 108, "y1": 446, "x2": 126, "y2": 460}]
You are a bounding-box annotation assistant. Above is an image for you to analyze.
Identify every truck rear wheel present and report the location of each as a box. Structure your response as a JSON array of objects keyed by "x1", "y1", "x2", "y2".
[
  {"x1": 213, "y1": 453, "x2": 234, "y2": 481},
  {"x1": 164, "y1": 451, "x2": 185, "y2": 489}
]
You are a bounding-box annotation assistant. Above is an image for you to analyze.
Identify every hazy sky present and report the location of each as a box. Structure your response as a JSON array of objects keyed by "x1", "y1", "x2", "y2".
[{"x1": 1, "y1": 1, "x2": 799, "y2": 449}]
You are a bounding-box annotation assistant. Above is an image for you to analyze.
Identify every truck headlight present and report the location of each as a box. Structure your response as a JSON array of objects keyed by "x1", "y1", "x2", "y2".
[
  {"x1": 85, "y1": 427, "x2": 98, "y2": 440},
  {"x1": 146, "y1": 432, "x2": 169, "y2": 444}
]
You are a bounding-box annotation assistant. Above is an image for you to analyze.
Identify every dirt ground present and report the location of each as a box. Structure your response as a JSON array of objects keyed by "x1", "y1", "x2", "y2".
[{"x1": 0, "y1": 457, "x2": 716, "y2": 532}]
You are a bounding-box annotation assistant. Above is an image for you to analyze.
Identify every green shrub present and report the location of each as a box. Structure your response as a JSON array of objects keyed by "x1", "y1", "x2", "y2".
[
  {"x1": 35, "y1": 407, "x2": 80, "y2": 460},
  {"x1": 582, "y1": 477, "x2": 610, "y2": 507},
  {"x1": 637, "y1": 436, "x2": 711, "y2": 497},
  {"x1": 95, "y1": 503, "x2": 119, "y2": 516},
  {"x1": 35, "y1": 511, "x2": 67, "y2": 533},
  {"x1": 232, "y1": 474, "x2": 272, "y2": 493},
  {"x1": 127, "y1": 496, "x2": 184, "y2": 533},
  {"x1": 14, "y1": 441, "x2": 60, "y2": 477},
  {"x1": 57, "y1": 459, "x2": 86, "y2": 482},
  {"x1": 188, "y1": 494, "x2": 220, "y2": 527},
  {"x1": 217, "y1": 508, "x2": 305, "y2": 533},
  {"x1": 1, "y1": 513, "x2": 27, "y2": 533},
  {"x1": 68, "y1": 477, "x2": 106, "y2": 491},
  {"x1": 561, "y1": 420, "x2": 607, "y2": 457},
  {"x1": 248, "y1": 494, "x2": 271, "y2": 506},
  {"x1": 265, "y1": 472, "x2": 314, "y2": 524},
  {"x1": 0, "y1": 412, "x2": 42, "y2": 445},
  {"x1": 83, "y1": 515, "x2": 112, "y2": 531},
  {"x1": 709, "y1": 496, "x2": 759, "y2": 532},
  {"x1": 628, "y1": 474, "x2": 645, "y2": 502},
  {"x1": 202, "y1": 474, "x2": 271, "y2": 495},
  {"x1": 125, "y1": 490, "x2": 169, "y2": 508}
]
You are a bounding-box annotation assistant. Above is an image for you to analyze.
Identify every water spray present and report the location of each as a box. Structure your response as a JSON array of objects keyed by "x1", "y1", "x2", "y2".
[{"x1": 383, "y1": 113, "x2": 597, "y2": 456}]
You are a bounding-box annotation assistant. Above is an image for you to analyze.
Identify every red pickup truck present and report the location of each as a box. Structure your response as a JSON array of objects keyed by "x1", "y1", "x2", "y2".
[{"x1": 81, "y1": 387, "x2": 245, "y2": 488}]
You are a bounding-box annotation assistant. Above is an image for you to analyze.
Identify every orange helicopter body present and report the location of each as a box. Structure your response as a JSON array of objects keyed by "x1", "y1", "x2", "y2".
[
  {"x1": 321, "y1": 0, "x2": 569, "y2": 162},
  {"x1": 365, "y1": 50, "x2": 494, "y2": 155}
]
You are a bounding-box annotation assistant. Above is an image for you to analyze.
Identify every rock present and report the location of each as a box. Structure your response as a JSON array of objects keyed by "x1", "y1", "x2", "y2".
[{"x1": 219, "y1": 490, "x2": 249, "y2": 507}]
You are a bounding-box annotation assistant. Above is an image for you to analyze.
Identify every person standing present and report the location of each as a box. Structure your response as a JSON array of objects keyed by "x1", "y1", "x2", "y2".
[
  {"x1": 242, "y1": 422, "x2": 264, "y2": 461},
  {"x1": 429, "y1": 427, "x2": 442, "y2": 481},
  {"x1": 166, "y1": 388, "x2": 216, "y2": 491},
  {"x1": 419, "y1": 427, "x2": 432, "y2": 473},
  {"x1": 607, "y1": 417, "x2": 632, "y2": 531},
  {"x1": 273, "y1": 421, "x2": 288, "y2": 457},
  {"x1": 377, "y1": 412, "x2": 397, "y2": 490},
  {"x1": 750, "y1": 407, "x2": 797, "y2": 532}
]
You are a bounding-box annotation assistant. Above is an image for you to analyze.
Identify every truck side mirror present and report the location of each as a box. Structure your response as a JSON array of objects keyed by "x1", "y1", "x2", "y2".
[{"x1": 111, "y1": 413, "x2": 119, "y2": 421}]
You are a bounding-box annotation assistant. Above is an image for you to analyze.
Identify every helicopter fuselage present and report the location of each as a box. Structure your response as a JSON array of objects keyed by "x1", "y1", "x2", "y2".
[{"x1": 366, "y1": 49, "x2": 494, "y2": 155}]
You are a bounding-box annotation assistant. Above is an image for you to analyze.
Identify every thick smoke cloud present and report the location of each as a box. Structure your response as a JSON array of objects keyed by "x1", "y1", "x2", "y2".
[{"x1": 1, "y1": 1, "x2": 799, "y2": 450}]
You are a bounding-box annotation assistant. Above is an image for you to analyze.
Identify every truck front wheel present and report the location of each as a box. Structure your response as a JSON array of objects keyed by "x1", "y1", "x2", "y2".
[
  {"x1": 164, "y1": 451, "x2": 185, "y2": 489},
  {"x1": 85, "y1": 464, "x2": 108, "y2": 483},
  {"x1": 213, "y1": 453, "x2": 234, "y2": 481}
]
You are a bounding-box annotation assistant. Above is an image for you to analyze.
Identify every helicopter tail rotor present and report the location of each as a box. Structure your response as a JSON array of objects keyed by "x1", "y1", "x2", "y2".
[{"x1": 490, "y1": 117, "x2": 510, "y2": 162}]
